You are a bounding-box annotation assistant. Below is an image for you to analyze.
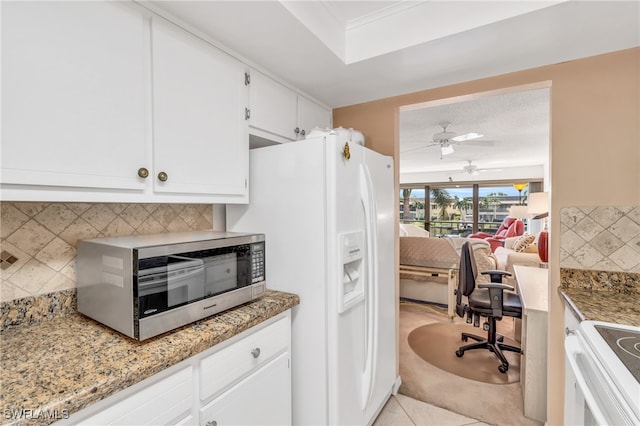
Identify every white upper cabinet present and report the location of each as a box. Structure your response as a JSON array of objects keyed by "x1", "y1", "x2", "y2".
[
  {"x1": 1, "y1": 1, "x2": 147, "y2": 191},
  {"x1": 248, "y1": 71, "x2": 298, "y2": 142},
  {"x1": 1, "y1": 2, "x2": 249, "y2": 203},
  {"x1": 298, "y1": 95, "x2": 333, "y2": 136},
  {"x1": 248, "y1": 69, "x2": 331, "y2": 143},
  {"x1": 151, "y1": 17, "x2": 248, "y2": 199}
]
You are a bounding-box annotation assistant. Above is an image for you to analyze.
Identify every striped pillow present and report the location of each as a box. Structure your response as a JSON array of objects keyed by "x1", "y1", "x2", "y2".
[{"x1": 513, "y1": 233, "x2": 536, "y2": 252}]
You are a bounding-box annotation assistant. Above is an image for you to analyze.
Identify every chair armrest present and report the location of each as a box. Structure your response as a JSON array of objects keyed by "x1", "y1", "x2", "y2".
[
  {"x1": 485, "y1": 237, "x2": 506, "y2": 252},
  {"x1": 477, "y1": 282, "x2": 515, "y2": 318},
  {"x1": 480, "y1": 269, "x2": 512, "y2": 283},
  {"x1": 477, "y1": 282, "x2": 515, "y2": 292}
]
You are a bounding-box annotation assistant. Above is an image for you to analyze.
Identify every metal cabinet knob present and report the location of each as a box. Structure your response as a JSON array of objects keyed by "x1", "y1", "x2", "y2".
[
  {"x1": 205, "y1": 421, "x2": 217, "y2": 426},
  {"x1": 157, "y1": 171, "x2": 168, "y2": 182},
  {"x1": 137, "y1": 168, "x2": 149, "y2": 179},
  {"x1": 300, "y1": 129, "x2": 306, "y2": 136},
  {"x1": 294, "y1": 127, "x2": 300, "y2": 135},
  {"x1": 251, "y1": 347, "x2": 261, "y2": 359}
]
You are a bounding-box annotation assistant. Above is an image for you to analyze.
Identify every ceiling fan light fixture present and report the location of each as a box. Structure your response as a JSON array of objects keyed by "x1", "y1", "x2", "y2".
[
  {"x1": 452, "y1": 132, "x2": 484, "y2": 142},
  {"x1": 440, "y1": 144, "x2": 455, "y2": 156}
]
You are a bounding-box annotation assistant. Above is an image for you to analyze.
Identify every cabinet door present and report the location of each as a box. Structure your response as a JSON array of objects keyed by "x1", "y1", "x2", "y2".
[
  {"x1": 77, "y1": 366, "x2": 193, "y2": 425},
  {"x1": 297, "y1": 96, "x2": 332, "y2": 137},
  {"x1": 1, "y1": 1, "x2": 147, "y2": 190},
  {"x1": 200, "y1": 353, "x2": 291, "y2": 426},
  {"x1": 248, "y1": 70, "x2": 298, "y2": 141},
  {"x1": 151, "y1": 18, "x2": 248, "y2": 197}
]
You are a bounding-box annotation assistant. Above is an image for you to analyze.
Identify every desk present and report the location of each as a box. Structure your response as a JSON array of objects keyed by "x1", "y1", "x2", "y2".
[
  {"x1": 399, "y1": 260, "x2": 458, "y2": 321},
  {"x1": 513, "y1": 265, "x2": 549, "y2": 423}
]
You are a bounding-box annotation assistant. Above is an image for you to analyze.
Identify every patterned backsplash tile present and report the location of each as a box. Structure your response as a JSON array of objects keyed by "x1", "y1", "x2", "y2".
[
  {"x1": 0, "y1": 202, "x2": 213, "y2": 302},
  {"x1": 560, "y1": 206, "x2": 640, "y2": 273}
]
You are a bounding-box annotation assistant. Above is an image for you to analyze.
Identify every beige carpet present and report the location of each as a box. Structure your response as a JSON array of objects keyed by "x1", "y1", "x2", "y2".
[
  {"x1": 398, "y1": 300, "x2": 541, "y2": 426},
  {"x1": 408, "y1": 322, "x2": 520, "y2": 384}
]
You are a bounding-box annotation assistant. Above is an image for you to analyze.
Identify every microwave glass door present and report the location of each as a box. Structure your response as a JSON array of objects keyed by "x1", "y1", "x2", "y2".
[
  {"x1": 135, "y1": 243, "x2": 258, "y2": 318},
  {"x1": 137, "y1": 255, "x2": 205, "y2": 318}
]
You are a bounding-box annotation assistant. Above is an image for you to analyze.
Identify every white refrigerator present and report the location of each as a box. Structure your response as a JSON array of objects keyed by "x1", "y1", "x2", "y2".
[{"x1": 226, "y1": 134, "x2": 399, "y2": 425}]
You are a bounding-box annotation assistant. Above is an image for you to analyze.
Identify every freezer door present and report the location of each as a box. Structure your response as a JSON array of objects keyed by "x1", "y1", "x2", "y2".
[{"x1": 363, "y1": 148, "x2": 397, "y2": 424}]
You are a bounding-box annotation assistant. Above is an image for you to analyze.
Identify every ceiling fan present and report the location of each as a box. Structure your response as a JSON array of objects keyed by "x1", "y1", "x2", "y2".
[
  {"x1": 430, "y1": 121, "x2": 484, "y2": 157},
  {"x1": 401, "y1": 121, "x2": 489, "y2": 158},
  {"x1": 463, "y1": 160, "x2": 481, "y2": 175},
  {"x1": 448, "y1": 160, "x2": 503, "y2": 180}
]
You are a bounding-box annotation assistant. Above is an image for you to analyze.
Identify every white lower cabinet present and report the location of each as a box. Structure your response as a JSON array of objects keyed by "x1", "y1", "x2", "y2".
[
  {"x1": 64, "y1": 312, "x2": 291, "y2": 426},
  {"x1": 67, "y1": 366, "x2": 194, "y2": 426},
  {"x1": 200, "y1": 353, "x2": 291, "y2": 426}
]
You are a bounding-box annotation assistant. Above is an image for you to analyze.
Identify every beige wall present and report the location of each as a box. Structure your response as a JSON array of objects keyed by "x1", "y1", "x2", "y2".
[{"x1": 333, "y1": 47, "x2": 640, "y2": 425}]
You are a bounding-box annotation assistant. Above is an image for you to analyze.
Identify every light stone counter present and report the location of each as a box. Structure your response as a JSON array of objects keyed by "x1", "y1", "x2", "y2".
[
  {"x1": 0, "y1": 290, "x2": 299, "y2": 426},
  {"x1": 559, "y1": 267, "x2": 639, "y2": 327}
]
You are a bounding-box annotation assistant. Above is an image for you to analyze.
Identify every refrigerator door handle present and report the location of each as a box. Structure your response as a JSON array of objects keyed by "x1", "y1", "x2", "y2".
[{"x1": 359, "y1": 163, "x2": 379, "y2": 411}]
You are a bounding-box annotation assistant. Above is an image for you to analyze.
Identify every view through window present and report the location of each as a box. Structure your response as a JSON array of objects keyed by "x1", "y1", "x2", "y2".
[{"x1": 400, "y1": 184, "x2": 532, "y2": 237}]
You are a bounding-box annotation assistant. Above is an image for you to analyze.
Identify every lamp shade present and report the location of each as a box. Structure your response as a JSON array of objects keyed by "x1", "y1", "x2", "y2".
[
  {"x1": 513, "y1": 183, "x2": 528, "y2": 192},
  {"x1": 528, "y1": 192, "x2": 549, "y2": 217},
  {"x1": 509, "y1": 205, "x2": 529, "y2": 219}
]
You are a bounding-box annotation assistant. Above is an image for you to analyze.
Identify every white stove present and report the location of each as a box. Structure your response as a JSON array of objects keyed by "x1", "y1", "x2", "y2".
[{"x1": 565, "y1": 320, "x2": 640, "y2": 425}]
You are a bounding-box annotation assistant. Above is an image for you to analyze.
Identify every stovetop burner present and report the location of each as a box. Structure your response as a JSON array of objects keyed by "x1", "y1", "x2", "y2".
[{"x1": 595, "y1": 324, "x2": 640, "y2": 383}]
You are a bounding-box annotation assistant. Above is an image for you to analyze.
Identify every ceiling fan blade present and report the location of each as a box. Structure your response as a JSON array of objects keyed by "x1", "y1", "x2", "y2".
[
  {"x1": 451, "y1": 139, "x2": 495, "y2": 147},
  {"x1": 400, "y1": 140, "x2": 442, "y2": 154},
  {"x1": 452, "y1": 132, "x2": 483, "y2": 142}
]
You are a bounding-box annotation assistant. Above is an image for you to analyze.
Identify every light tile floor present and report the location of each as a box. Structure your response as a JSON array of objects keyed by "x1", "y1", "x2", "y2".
[{"x1": 373, "y1": 394, "x2": 489, "y2": 426}]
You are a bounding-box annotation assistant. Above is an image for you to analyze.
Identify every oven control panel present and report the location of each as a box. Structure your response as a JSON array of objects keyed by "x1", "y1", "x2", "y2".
[{"x1": 251, "y1": 242, "x2": 265, "y2": 283}]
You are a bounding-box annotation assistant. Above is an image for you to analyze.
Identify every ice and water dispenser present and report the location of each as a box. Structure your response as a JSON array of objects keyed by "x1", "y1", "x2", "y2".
[{"x1": 339, "y1": 231, "x2": 366, "y2": 313}]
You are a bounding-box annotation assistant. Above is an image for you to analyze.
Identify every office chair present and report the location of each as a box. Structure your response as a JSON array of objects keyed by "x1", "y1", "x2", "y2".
[{"x1": 454, "y1": 241, "x2": 522, "y2": 373}]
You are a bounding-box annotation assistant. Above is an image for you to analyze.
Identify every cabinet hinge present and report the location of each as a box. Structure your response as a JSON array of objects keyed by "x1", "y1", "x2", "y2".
[
  {"x1": 245, "y1": 108, "x2": 250, "y2": 120},
  {"x1": 245, "y1": 178, "x2": 248, "y2": 188},
  {"x1": 244, "y1": 72, "x2": 250, "y2": 86}
]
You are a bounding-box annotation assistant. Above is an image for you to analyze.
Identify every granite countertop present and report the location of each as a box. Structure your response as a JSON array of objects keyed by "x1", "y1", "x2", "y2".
[
  {"x1": 0, "y1": 290, "x2": 299, "y2": 426},
  {"x1": 559, "y1": 268, "x2": 640, "y2": 327},
  {"x1": 560, "y1": 287, "x2": 639, "y2": 325}
]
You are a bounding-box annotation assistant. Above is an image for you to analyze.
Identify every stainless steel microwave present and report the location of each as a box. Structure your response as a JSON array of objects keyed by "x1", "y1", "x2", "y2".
[{"x1": 77, "y1": 231, "x2": 266, "y2": 340}]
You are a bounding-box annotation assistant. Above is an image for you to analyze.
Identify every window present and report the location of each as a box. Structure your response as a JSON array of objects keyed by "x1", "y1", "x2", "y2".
[{"x1": 399, "y1": 182, "x2": 536, "y2": 237}]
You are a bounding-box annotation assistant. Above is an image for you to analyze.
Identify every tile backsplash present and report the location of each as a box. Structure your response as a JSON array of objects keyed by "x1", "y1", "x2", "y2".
[
  {"x1": 0, "y1": 202, "x2": 213, "y2": 302},
  {"x1": 560, "y1": 206, "x2": 640, "y2": 273}
]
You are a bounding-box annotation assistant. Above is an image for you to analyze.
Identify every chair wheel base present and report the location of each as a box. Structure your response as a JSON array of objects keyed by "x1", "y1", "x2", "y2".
[
  {"x1": 455, "y1": 350, "x2": 464, "y2": 358},
  {"x1": 498, "y1": 364, "x2": 509, "y2": 373}
]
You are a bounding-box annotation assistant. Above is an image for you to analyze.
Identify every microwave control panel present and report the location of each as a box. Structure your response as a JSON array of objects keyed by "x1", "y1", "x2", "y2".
[{"x1": 251, "y1": 242, "x2": 265, "y2": 283}]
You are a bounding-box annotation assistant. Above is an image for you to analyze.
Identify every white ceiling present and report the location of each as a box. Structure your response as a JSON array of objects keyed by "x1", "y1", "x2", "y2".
[
  {"x1": 143, "y1": 0, "x2": 639, "y2": 182},
  {"x1": 399, "y1": 87, "x2": 551, "y2": 184}
]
